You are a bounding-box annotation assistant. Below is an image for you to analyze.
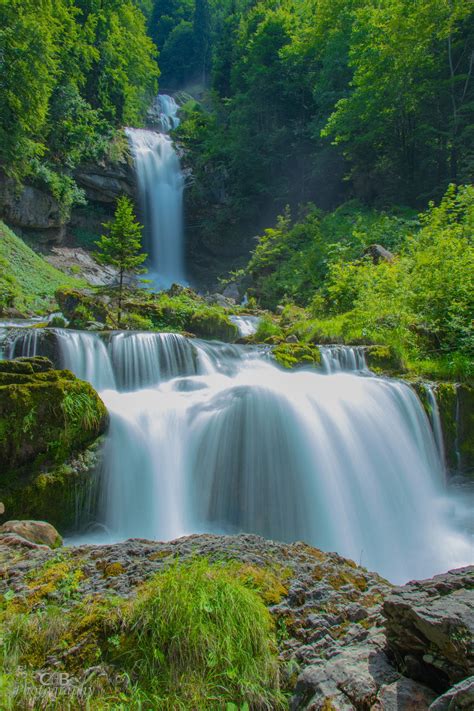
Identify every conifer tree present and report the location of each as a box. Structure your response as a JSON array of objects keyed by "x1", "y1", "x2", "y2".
[{"x1": 95, "y1": 196, "x2": 147, "y2": 327}]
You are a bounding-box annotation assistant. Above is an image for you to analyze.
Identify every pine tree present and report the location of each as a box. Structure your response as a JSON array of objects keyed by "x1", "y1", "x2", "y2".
[{"x1": 95, "y1": 196, "x2": 147, "y2": 327}]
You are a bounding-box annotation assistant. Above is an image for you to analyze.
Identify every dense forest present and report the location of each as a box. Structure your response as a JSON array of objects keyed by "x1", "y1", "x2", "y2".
[{"x1": 0, "y1": 0, "x2": 473, "y2": 379}]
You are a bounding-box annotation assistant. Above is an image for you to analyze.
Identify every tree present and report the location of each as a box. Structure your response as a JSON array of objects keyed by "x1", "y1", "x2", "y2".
[{"x1": 95, "y1": 196, "x2": 147, "y2": 327}]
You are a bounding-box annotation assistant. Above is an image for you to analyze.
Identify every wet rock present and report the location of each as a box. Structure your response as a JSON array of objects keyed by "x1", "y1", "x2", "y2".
[
  {"x1": 0, "y1": 520, "x2": 62, "y2": 548},
  {"x1": 429, "y1": 676, "x2": 474, "y2": 710},
  {"x1": 383, "y1": 567, "x2": 474, "y2": 691}
]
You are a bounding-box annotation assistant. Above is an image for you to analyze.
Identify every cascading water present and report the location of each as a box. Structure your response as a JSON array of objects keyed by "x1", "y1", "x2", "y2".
[
  {"x1": 320, "y1": 345, "x2": 368, "y2": 373},
  {"x1": 3, "y1": 324, "x2": 472, "y2": 583},
  {"x1": 126, "y1": 95, "x2": 186, "y2": 288}
]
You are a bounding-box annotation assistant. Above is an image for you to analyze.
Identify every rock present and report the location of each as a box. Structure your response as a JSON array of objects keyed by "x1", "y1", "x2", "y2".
[
  {"x1": 429, "y1": 676, "x2": 474, "y2": 710},
  {"x1": 222, "y1": 283, "x2": 240, "y2": 302},
  {"x1": 273, "y1": 342, "x2": 322, "y2": 369},
  {"x1": 365, "y1": 345, "x2": 405, "y2": 374},
  {"x1": 0, "y1": 356, "x2": 53, "y2": 374},
  {"x1": 363, "y1": 244, "x2": 395, "y2": 264},
  {"x1": 55, "y1": 287, "x2": 111, "y2": 326},
  {"x1": 383, "y1": 566, "x2": 474, "y2": 691},
  {"x1": 286, "y1": 334, "x2": 299, "y2": 343},
  {"x1": 291, "y1": 642, "x2": 436, "y2": 710},
  {"x1": 0, "y1": 439, "x2": 104, "y2": 532},
  {"x1": 75, "y1": 158, "x2": 135, "y2": 204},
  {"x1": 0, "y1": 520, "x2": 62, "y2": 549},
  {"x1": 0, "y1": 173, "x2": 65, "y2": 243},
  {"x1": 276, "y1": 305, "x2": 285, "y2": 315},
  {"x1": 0, "y1": 358, "x2": 108, "y2": 472},
  {"x1": 45, "y1": 247, "x2": 118, "y2": 287}
]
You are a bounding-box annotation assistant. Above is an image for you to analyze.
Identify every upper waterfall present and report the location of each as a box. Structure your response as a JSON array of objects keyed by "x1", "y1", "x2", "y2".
[{"x1": 126, "y1": 95, "x2": 186, "y2": 289}]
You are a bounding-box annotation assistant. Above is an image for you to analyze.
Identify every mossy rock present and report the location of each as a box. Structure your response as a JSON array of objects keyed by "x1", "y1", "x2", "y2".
[
  {"x1": 0, "y1": 358, "x2": 108, "y2": 474},
  {"x1": 187, "y1": 310, "x2": 239, "y2": 342},
  {"x1": 273, "y1": 342, "x2": 322, "y2": 369},
  {"x1": 455, "y1": 384, "x2": 474, "y2": 476},
  {"x1": 365, "y1": 346, "x2": 404, "y2": 374},
  {"x1": 0, "y1": 439, "x2": 104, "y2": 532},
  {"x1": 55, "y1": 287, "x2": 110, "y2": 328},
  {"x1": 0, "y1": 356, "x2": 53, "y2": 375}
]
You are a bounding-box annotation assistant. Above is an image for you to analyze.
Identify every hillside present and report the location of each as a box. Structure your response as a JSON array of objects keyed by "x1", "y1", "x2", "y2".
[{"x1": 0, "y1": 221, "x2": 83, "y2": 316}]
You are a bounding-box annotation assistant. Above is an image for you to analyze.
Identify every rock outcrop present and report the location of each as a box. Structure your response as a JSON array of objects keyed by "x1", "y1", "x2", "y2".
[
  {"x1": 75, "y1": 157, "x2": 135, "y2": 204},
  {"x1": 383, "y1": 567, "x2": 474, "y2": 691},
  {"x1": 0, "y1": 173, "x2": 65, "y2": 243},
  {"x1": 0, "y1": 357, "x2": 107, "y2": 530}
]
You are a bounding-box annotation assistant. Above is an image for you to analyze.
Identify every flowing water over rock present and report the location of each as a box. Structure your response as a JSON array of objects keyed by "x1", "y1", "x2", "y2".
[
  {"x1": 3, "y1": 325, "x2": 472, "y2": 583},
  {"x1": 126, "y1": 95, "x2": 185, "y2": 288}
]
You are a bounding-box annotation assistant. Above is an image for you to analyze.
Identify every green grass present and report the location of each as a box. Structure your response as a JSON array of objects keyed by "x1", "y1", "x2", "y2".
[
  {"x1": 0, "y1": 558, "x2": 286, "y2": 710},
  {"x1": 0, "y1": 220, "x2": 85, "y2": 315}
]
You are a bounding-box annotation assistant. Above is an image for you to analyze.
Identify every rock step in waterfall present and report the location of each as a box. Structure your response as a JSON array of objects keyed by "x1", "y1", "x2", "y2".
[
  {"x1": 126, "y1": 95, "x2": 186, "y2": 289},
  {"x1": 2, "y1": 325, "x2": 472, "y2": 584}
]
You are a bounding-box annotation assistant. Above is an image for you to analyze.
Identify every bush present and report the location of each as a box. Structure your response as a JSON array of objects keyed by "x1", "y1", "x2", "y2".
[{"x1": 123, "y1": 559, "x2": 284, "y2": 709}]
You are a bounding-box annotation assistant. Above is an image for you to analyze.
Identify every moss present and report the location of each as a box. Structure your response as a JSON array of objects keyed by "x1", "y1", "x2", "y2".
[
  {"x1": 55, "y1": 287, "x2": 110, "y2": 327},
  {"x1": 457, "y1": 384, "x2": 474, "y2": 475},
  {"x1": 433, "y1": 382, "x2": 458, "y2": 471},
  {"x1": 188, "y1": 309, "x2": 239, "y2": 341},
  {"x1": 0, "y1": 439, "x2": 103, "y2": 531},
  {"x1": 101, "y1": 562, "x2": 126, "y2": 578},
  {"x1": 0, "y1": 356, "x2": 53, "y2": 375},
  {"x1": 0, "y1": 361, "x2": 108, "y2": 473},
  {"x1": 273, "y1": 342, "x2": 322, "y2": 369},
  {"x1": 365, "y1": 345, "x2": 404, "y2": 374},
  {"x1": 231, "y1": 563, "x2": 291, "y2": 605}
]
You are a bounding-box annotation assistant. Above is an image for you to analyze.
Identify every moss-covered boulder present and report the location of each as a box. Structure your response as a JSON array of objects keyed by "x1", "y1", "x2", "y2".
[
  {"x1": 365, "y1": 345, "x2": 405, "y2": 374},
  {"x1": 188, "y1": 309, "x2": 238, "y2": 341},
  {"x1": 273, "y1": 342, "x2": 322, "y2": 369},
  {"x1": 0, "y1": 357, "x2": 108, "y2": 474},
  {"x1": 55, "y1": 287, "x2": 110, "y2": 328}
]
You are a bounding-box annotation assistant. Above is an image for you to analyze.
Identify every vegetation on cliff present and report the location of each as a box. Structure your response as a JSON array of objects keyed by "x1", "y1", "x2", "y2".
[
  {"x1": 0, "y1": 0, "x2": 158, "y2": 215},
  {"x1": 0, "y1": 221, "x2": 84, "y2": 316},
  {"x1": 243, "y1": 186, "x2": 474, "y2": 381}
]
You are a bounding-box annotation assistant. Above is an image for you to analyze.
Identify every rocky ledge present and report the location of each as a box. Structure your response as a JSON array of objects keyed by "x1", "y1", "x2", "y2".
[{"x1": 0, "y1": 532, "x2": 471, "y2": 709}]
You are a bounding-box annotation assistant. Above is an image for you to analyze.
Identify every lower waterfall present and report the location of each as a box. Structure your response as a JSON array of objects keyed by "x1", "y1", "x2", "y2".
[{"x1": 3, "y1": 326, "x2": 472, "y2": 583}]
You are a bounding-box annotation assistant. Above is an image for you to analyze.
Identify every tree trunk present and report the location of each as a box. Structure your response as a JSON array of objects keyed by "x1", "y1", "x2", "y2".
[{"x1": 118, "y1": 268, "x2": 124, "y2": 328}]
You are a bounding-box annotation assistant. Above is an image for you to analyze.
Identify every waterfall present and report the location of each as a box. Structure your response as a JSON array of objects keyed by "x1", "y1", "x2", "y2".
[
  {"x1": 230, "y1": 315, "x2": 260, "y2": 338},
  {"x1": 126, "y1": 95, "x2": 185, "y2": 288},
  {"x1": 320, "y1": 345, "x2": 368, "y2": 373},
  {"x1": 423, "y1": 384, "x2": 446, "y2": 466},
  {"x1": 3, "y1": 326, "x2": 472, "y2": 583}
]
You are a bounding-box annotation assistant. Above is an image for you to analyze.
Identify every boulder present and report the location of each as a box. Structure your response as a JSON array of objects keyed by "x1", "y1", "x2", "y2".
[
  {"x1": 429, "y1": 676, "x2": 474, "y2": 710},
  {"x1": 0, "y1": 358, "x2": 108, "y2": 473},
  {"x1": 383, "y1": 567, "x2": 474, "y2": 691},
  {"x1": 222, "y1": 283, "x2": 240, "y2": 302},
  {"x1": 0, "y1": 520, "x2": 62, "y2": 549},
  {"x1": 363, "y1": 244, "x2": 395, "y2": 264},
  {"x1": 291, "y1": 642, "x2": 436, "y2": 710}
]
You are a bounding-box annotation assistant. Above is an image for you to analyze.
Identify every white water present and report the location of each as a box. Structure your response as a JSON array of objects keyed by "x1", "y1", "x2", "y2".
[
  {"x1": 230, "y1": 315, "x2": 260, "y2": 337},
  {"x1": 4, "y1": 326, "x2": 472, "y2": 583},
  {"x1": 320, "y1": 345, "x2": 368, "y2": 373},
  {"x1": 126, "y1": 95, "x2": 186, "y2": 288}
]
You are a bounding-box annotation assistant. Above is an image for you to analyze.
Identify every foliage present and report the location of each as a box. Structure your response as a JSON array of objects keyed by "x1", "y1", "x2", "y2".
[
  {"x1": 245, "y1": 185, "x2": 473, "y2": 379},
  {"x1": 0, "y1": 0, "x2": 159, "y2": 214},
  {"x1": 0, "y1": 558, "x2": 285, "y2": 710},
  {"x1": 95, "y1": 197, "x2": 147, "y2": 326},
  {"x1": 0, "y1": 221, "x2": 85, "y2": 315}
]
